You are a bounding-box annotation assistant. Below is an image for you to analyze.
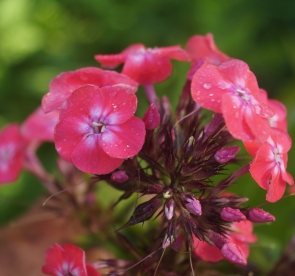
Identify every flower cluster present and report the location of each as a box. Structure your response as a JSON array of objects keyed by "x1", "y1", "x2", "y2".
[{"x1": 0, "y1": 33, "x2": 293, "y2": 275}]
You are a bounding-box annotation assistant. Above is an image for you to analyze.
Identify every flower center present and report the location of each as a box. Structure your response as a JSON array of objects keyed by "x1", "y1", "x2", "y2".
[
  {"x1": 92, "y1": 121, "x2": 106, "y2": 134},
  {"x1": 236, "y1": 88, "x2": 249, "y2": 101},
  {"x1": 273, "y1": 148, "x2": 281, "y2": 164}
]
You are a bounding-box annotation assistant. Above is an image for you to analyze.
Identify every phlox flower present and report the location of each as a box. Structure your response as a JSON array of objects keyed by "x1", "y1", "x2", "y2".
[
  {"x1": 0, "y1": 124, "x2": 26, "y2": 184},
  {"x1": 250, "y1": 128, "x2": 294, "y2": 202},
  {"x1": 42, "y1": 67, "x2": 137, "y2": 113},
  {"x1": 191, "y1": 59, "x2": 272, "y2": 142},
  {"x1": 42, "y1": 243, "x2": 100, "y2": 276},
  {"x1": 54, "y1": 84, "x2": 145, "y2": 174},
  {"x1": 95, "y1": 43, "x2": 189, "y2": 84}
]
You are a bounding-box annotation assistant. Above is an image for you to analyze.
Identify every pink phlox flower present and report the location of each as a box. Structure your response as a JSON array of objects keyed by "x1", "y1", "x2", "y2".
[
  {"x1": 42, "y1": 67, "x2": 137, "y2": 113},
  {"x1": 54, "y1": 84, "x2": 145, "y2": 174},
  {"x1": 250, "y1": 128, "x2": 294, "y2": 202},
  {"x1": 42, "y1": 243, "x2": 100, "y2": 276},
  {"x1": 193, "y1": 236, "x2": 223, "y2": 262},
  {"x1": 191, "y1": 59, "x2": 273, "y2": 142},
  {"x1": 95, "y1": 43, "x2": 190, "y2": 84},
  {"x1": 185, "y1": 33, "x2": 229, "y2": 80},
  {"x1": 0, "y1": 124, "x2": 27, "y2": 184}
]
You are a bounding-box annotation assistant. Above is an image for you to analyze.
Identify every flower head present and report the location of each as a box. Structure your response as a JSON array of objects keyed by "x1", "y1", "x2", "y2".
[
  {"x1": 54, "y1": 84, "x2": 145, "y2": 174},
  {"x1": 95, "y1": 44, "x2": 189, "y2": 84}
]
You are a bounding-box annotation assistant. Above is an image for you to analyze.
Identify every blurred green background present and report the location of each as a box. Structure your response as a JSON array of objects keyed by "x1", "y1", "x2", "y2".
[{"x1": 0, "y1": 0, "x2": 295, "y2": 272}]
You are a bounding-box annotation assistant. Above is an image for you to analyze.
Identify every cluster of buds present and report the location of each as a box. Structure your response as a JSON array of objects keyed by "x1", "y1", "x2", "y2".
[{"x1": 0, "y1": 33, "x2": 293, "y2": 275}]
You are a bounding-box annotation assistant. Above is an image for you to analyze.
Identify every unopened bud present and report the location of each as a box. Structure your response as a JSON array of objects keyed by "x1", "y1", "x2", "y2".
[
  {"x1": 162, "y1": 234, "x2": 175, "y2": 249},
  {"x1": 164, "y1": 199, "x2": 175, "y2": 220},
  {"x1": 214, "y1": 146, "x2": 240, "y2": 164},
  {"x1": 143, "y1": 103, "x2": 160, "y2": 130},
  {"x1": 183, "y1": 194, "x2": 202, "y2": 216},
  {"x1": 248, "y1": 208, "x2": 275, "y2": 223},
  {"x1": 221, "y1": 243, "x2": 247, "y2": 266},
  {"x1": 111, "y1": 171, "x2": 129, "y2": 183},
  {"x1": 143, "y1": 183, "x2": 164, "y2": 194},
  {"x1": 221, "y1": 207, "x2": 246, "y2": 222}
]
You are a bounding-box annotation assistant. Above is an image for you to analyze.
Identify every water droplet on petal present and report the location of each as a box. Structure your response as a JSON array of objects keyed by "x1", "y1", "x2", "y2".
[{"x1": 203, "y1": 83, "x2": 212, "y2": 89}]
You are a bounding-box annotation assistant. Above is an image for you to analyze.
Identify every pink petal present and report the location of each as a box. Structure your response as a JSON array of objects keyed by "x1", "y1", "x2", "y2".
[
  {"x1": 221, "y1": 93, "x2": 255, "y2": 141},
  {"x1": 42, "y1": 244, "x2": 63, "y2": 275},
  {"x1": 123, "y1": 51, "x2": 173, "y2": 84},
  {"x1": 185, "y1": 33, "x2": 229, "y2": 64},
  {"x1": 21, "y1": 107, "x2": 59, "y2": 142},
  {"x1": 86, "y1": 264, "x2": 101, "y2": 276},
  {"x1": 42, "y1": 67, "x2": 137, "y2": 113},
  {"x1": 194, "y1": 238, "x2": 223, "y2": 262},
  {"x1": 62, "y1": 244, "x2": 87, "y2": 275},
  {"x1": 102, "y1": 117, "x2": 145, "y2": 159},
  {"x1": 249, "y1": 143, "x2": 275, "y2": 190},
  {"x1": 152, "y1": 45, "x2": 190, "y2": 61},
  {"x1": 191, "y1": 63, "x2": 229, "y2": 112},
  {"x1": 72, "y1": 135, "x2": 123, "y2": 174},
  {"x1": 0, "y1": 124, "x2": 26, "y2": 184},
  {"x1": 230, "y1": 221, "x2": 257, "y2": 243},
  {"x1": 54, "y1": 114, "x2": 92, "y2": 162},
  {"x1": 100, "y1": 84, "x2": 138, "y2": 124},
  {"x1": 266, "y1": 168, "x2": 287, "y2": 202},
  {"x1": 243, "y1": 140, "x2": 260, "y2": 157},
  {"x1": 270, "y1": 128, "x2": 292, "y2": 153}
]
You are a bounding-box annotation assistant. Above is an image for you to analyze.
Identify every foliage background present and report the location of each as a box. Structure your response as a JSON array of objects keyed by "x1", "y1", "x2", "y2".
[{"x1": 0, "y1": 0, "x2": 295, "y2": 273}]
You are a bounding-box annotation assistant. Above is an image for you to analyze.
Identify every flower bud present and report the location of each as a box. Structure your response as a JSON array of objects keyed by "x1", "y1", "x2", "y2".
[
  {"x1": 221, "y1": 207, "x2": 246, "y2": 222},
  {"x1": 111, "y1": 170, "x2": 129, "y2": 183},
  {"x1": 164, "y1": 199, "x2": 175, "y2": 220},
  {"x1": 143, "y1": 103, "x2": 160, "y2": 130},
  {"x1": 214, "y1": 146, "x2": 240, "y2": 164},
  {"x1": 142, "y1": 183, "x2": 164, "y2": 194},
  {"x1": 221, "y1": 243, "x2": 247, "y2": 266},
  {"x1": 162, "y1": 234, "x2": 175, "y2": 249},
  {"x1": 248, "y1": 207, "x2": 275, "y2": 223},
  {"x1": 183, "y1": 194, "x2": 202, "y2": 216}
]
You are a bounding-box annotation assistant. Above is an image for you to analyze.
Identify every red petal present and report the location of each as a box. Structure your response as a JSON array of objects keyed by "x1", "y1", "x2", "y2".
[
  {"x1": 266, "y1": 168, "x2": 286, "y2": 202},
  {"x1": 185, "y1": 33, "x2": 229, "y2": 64},
  {"x1": 249, "y1": 143, "x2": 274, "y2": 190},
  {"x1": 42, "y1": 67, "x2": 137, "y2": 113},
  {"x1": 0, "y1": 124, "x2": 26, "y2": 184},
  {"x1": 42, "y1": 244, "x2": 63, "y2": 275},
  {"x1": 54, "y1": 114, "x2": 91, "y2": 162},
  {"x1": 152, "y1": 45, "x2": 190, "y2": 61},
  {"x1": 94, "y1": 53, "x2": 127, "y2": 68},
  {"x1": 270, "y1": 128, "x2": 292, "y2": 153},
  {"x1": 221, "y1": 94, "x2": 255, "y2": 141},
  {"x1": 123, "y1": 52, "x2": 172, "y2": 84},
  {"x1": 191, "y1": 63, "x2": 229, "y2": 112},
  {"x1": 21, "y1": 107, "x2": 59, "y2": 142},
  {"x1": 86, "y1": 264, "x2": 101, "y2": 276},
  {"x1": 243, "y1": 140, "x2": 260, "y2": 157},
  {"x1": 62, "y1": 244, "x2": 87, "y2": 275},
  {"x1": 102, "y1": 117, "x2": 145, "y2": 159},
  {"x1": 194, "y1": 237, "x2": 223, "y2": 262},
  {"x1": 100, "y1": 84, "x2": 138, "y2": 124},
  {"x1": 72, "y1": 135, "x2": 123, "y2": 174}
]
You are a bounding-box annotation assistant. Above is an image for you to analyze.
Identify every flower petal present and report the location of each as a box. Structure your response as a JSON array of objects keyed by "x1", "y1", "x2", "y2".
[
  {"x1": 102, "y1": 117, "x2": 145, "y2": 159},
  {"x1": 72, "y1": 135, "x2": 123, "y2": 174},
  {"x1": 266, "y1": 167, "x2": 287, "y2": 202}
]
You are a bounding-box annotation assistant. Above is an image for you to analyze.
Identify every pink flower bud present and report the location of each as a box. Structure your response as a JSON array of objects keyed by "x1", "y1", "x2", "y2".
[
  {"x1": 214, "y1": 146, "x2": 240, "y2": 164},
  {"x1": 143, "y1": 103, "x2": 160, "y2": 130},
  {"x1": 111, "y1": 170, "x2": 129, "y2": 183},
  {"x1": 221, "y1": 207, "x2": 246, "y2": 222},
  {"x1": 248, "y1": 207, "x2": 275, "y2": 223},
  {"x1": 183, "y1": 194, "x2": 202, "y2": 216},
  {"x1": 164, "y1": 199, "x2": 175, "y2": 220},
  {"x1": 221, "y1": 243, "x2": 247, "y2": 266}
]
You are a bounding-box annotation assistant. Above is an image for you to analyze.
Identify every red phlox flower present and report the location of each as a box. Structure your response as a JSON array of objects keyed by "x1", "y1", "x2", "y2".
[
  {"x1": 54, "y1": 84, "x2": 145, "y2": 174},
  {"x1": 250, "y1": 128, "x2": 294, "y2": 202},
  {"x1": 185, "y1": 33, "x2": 229, "y2": 80},
  {"x1": 42, "y1": 243, "x2": 100, "y2": 276},
  {"x1": 191, "y1": 59, "x2": 273, "y2": 142},
  {"x1": 193, "y1": 237, "x2": 223, "y2": 262},
  {"x1": 95, "y1": 43, "x2": 190, "y2": 84},
  {"x1": 0, "y1": 124, "x2": 26, "y2": 184},
  {"x1": 42, "y1": 67, "x2": 137, "y2": 113},
  {"x1": 244, "y1": 89, "x2": 288, "y2": 157}
]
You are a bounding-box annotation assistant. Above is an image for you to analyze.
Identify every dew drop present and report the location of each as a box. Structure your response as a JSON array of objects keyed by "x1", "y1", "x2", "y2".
[{"x1": 203, "y1": 83, "x2": 212, "y2": 89}]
